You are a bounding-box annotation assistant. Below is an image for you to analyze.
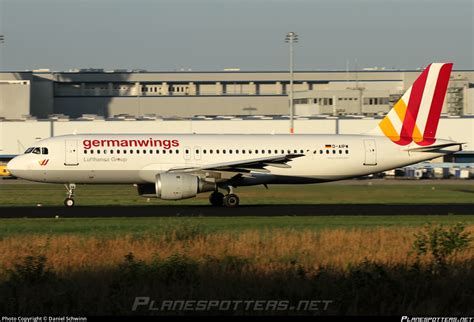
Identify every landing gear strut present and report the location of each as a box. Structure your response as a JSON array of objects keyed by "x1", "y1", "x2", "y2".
[
  {"x1": 209, "y1": 186, "x2": 240, "y2": 208},
  {"x1": 64, "y1": 183, "x2": 76, "y2": 207}
]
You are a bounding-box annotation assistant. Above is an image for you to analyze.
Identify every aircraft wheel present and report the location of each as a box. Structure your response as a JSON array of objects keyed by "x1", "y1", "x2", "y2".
[
  {"x1": 64, "y1": 198, "x2": 75, "y2": 207},
  {"x1": 209, "y1": 192, "x2": 224, "y2": 207},
  {"x1": 223, "y1": 194, "x2": 239, "y2": 208}
]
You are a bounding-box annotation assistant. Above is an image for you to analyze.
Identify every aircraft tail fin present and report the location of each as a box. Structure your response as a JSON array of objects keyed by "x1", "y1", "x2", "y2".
[{"x1": 369, "y1": 63, "x2": 453, "y2": 146}]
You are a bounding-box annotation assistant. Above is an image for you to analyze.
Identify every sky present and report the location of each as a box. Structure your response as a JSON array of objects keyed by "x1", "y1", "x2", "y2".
[{"x1": 0, "y1": 0, "x2": 473, "y2": 71}]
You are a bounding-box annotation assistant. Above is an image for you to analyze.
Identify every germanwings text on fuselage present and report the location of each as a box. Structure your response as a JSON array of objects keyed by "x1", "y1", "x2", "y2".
[{"x1": 82, "y1": 138, "x2": 180, "y2": 150}]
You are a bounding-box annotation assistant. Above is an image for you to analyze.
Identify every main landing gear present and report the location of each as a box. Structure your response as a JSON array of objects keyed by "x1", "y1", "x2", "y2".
[
  {"x1": 209, "y1": 186, "x2": 240, "y2": 208},
  {"x1": 64, "y1": 183, "x2": 76, "y2": 207}
]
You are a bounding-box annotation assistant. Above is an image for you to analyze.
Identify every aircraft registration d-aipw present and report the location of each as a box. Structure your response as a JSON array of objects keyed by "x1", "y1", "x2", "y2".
[{"x1": 7, "y1": 63, "x2": 462, "y2": 207}]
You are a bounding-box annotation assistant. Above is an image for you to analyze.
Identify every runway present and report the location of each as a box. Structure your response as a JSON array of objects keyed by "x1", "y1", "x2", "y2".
[{"x1": 1, "y1": 204, "x2": 473, "y2": 218}]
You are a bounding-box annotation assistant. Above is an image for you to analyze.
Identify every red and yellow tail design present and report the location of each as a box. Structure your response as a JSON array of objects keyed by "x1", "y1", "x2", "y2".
[{"x1": 374, "y1": 63, "x2": 452, "y2": 146}]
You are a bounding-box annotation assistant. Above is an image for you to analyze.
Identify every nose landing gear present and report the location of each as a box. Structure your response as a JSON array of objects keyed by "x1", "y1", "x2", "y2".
[{"x1": 64, "y1": 183, "x2": 76, "y2": 207}]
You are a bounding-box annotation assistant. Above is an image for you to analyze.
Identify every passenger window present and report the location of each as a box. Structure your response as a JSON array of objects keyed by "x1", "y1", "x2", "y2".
[
  {"x1": 326, "y1": 150, "x2": 329, "y2": 154},
  {"x1": 300, "y1": 150, "x2": 304, "y2": 154},
  {"x1": 41, "y1": 148, "x2": 49, "y2": 155},
  {"x1": 210, "y1": 149, "x2": 213, "y2": 154},
  {"x1": 84, "y1": 150, "x2": 88, "y2": 154},
  {"x1": 320, "y1": 150, "x2": 323, "y2": 154},
  {"x1": 150, "y1": 150, "x2": 153, "y2": 154},
  {"x1": 281, "y1": 150, "x2": 284, "y2": 154},
  {"x1": 117, "y1": 150, "x2": 120, "y2": 154},
  {"x1": 274, "y1": 150, "x2": 278, "y2": 154},
  {"x1": 103, "y1": 150, "x2": 107, "y2": 154},
  {"x1": 346, "y1": 150, "x2": 349, "y2": 154},
  {"x1": 136, "y1": 150, "x2": 140, "y2": 154},
  {"x1": 249, "y1": 150, "x2": 252, "y2": 154},
  {"x1": 163, "y1": 150, "x2": 166, "y2": 154},
  {"x1": 130, "y1": 150, "x2": 133, "y2": 154},
  {"x1": 236, "y1": 150, "x2": 239, "y2": 154},
  {"x1": 97, "y1": 150, "x2": 101, "y2": 154},
  {"x1": 223, "y1": 150, "x2": 226, "y2": 154},
  {"x1": 175, "y1": 149, "x2": 179, "y2": 154},
  {"x1": 261, "y1": 150, "x2": 265, "y2": 154},
  {"x1": 339, "y1": 150, "x2": 342, "y2": 154},
  {"x1": 185, "y1": 149, "x2": 189, "y2": 154},
  {"x1": 242, "y1": 150, "x2": 245, "y2": 154},
  {"x1": 32, "y1": 147, "x2": 41, "y2": 154},
  {"x1": 90, "y1": 150, "x2": 94, "y2": 154},
  {"x1": 123, "y1": 150, "x2": 127, "y2": 154},
  {"x1": 255, "y1": 150, "x2": 258, "y2": 154},
  {"x1": 332, "y1": 150, "x2": 336, "y2": 154},
  {"x1": 203, "y1": 150, "x2": 207, "y2": 154},
  {"x1": 143, "y1": 150, "x2": 147, "y2": 154},
  {"x1": 229, "y1": 150, "x2": 233, "y2": 154},
  {"x1": 268, "y1": 150, "x2": 271, "y2": 154},
  {"x1": 110, "y1": 150, "x2": 114, "y2": 154},
  {"x1": 216, "y1": 150, "x2": 220, "y2": 154}
]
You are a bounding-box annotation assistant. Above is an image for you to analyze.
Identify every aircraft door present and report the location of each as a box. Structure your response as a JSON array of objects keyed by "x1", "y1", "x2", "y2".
[
  {"x1": 363, "y1": 140, "x2": 377, "y2": 166},
  {"x1": 65, "y1": 140, "x2": 79, "y2": 166}
]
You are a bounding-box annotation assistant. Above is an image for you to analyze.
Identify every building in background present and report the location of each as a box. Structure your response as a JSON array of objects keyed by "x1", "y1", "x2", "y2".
[{"x1": 1, "y1": 68, "x2": 473, "y2": 120}]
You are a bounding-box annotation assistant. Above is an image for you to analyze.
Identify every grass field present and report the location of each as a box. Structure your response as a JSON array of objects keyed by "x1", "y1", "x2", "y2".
[
  {"x1": 1, "y1": 181, "x2": 474, "y2": 206},
  {"x1": 1, "y1": 215, "x2": 474, "y2": 238},
  {"x1": 0, "y1": 222, "x2": 473, "y2": 315},
  {"x1": 1, "y1": 181, "x2": 473, "y2": 315}
]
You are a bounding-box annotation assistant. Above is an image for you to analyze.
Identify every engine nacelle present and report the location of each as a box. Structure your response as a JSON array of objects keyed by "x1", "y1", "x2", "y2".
[{"x1": 137, "y1": 173, "x2": 215, "y2": 200}]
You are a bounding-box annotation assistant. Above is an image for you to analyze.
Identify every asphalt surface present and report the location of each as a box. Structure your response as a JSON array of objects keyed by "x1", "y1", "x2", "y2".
[{"x1": 1, "y1": 204, "x2": 473, "y2": 218}]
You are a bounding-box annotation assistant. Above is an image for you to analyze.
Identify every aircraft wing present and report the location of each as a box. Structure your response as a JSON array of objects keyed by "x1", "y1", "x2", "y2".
[{"x1": 167, "y1": 154, "x2": 304, "y2": 174}]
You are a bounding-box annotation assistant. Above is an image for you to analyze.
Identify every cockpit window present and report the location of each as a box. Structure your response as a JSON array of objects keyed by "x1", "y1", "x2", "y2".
[
  {"x1": 41, "y1": 147, "x2": 49, "y2": 155},
  {"x1": 25, "y1": 147, "x2": 34, "y2": 154},
  {"x1": 32, "y1": 147, "x2": 41, "y2": 154}
]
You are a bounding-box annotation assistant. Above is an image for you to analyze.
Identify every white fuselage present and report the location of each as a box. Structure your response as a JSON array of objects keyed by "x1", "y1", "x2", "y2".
[{"x1": 6, "y1": 134, "x2": 460, "y2": 186}]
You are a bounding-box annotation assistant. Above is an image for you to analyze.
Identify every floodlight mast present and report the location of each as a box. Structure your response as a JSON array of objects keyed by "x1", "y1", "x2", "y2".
[{"x1": 285, "y1": 32, "x2": 298, "y2": 134}]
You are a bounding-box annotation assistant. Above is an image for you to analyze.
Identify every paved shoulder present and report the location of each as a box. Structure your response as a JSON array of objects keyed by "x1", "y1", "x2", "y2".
[{"x1": 0, "y1": 204, "x2": 472, "y2": 218}]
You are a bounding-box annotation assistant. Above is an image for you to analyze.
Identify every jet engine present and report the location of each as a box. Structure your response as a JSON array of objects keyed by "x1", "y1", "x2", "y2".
[{"x1": 137, "y1": 173, "x2": 215, "y2": 200}]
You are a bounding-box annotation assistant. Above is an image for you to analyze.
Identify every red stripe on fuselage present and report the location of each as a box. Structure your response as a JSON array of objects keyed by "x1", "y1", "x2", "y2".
[
  {"x1": 397, "y1": 64, "x2": 431, "y2": 145},
  {"x1": 417, "y1": 63, "x2": 453, "y2": 146}
]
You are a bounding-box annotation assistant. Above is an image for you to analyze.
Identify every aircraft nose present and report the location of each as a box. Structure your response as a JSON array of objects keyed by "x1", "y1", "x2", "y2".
[{"x1": 6, "y1": 157, "x2": 21, "y2": 177}]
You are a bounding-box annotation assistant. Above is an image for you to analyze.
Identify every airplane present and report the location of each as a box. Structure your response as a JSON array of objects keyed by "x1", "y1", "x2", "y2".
[{"x1": 7, "y1": 62, "x2": 462, "y2": 208}]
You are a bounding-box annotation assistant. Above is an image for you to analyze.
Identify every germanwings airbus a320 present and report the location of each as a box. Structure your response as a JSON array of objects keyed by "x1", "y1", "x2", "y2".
[{"x1": 7, "y1": 63, "x2": 462, "y2": 207}]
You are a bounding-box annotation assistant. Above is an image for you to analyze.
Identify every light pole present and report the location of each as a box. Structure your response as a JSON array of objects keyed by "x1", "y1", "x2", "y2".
[
  {"x1": 285, "y1": 32, "x2": 298, "y2": 134},
  {"x1": 0, "y1": 35, "x2": 4, "y2": 70}
]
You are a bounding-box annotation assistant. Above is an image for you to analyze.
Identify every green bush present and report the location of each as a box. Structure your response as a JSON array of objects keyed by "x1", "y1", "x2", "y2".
[
  {"x1": 412, "y1": 223, "x2": 472, "y2": 272},
  {"x1": 7, "y1": 254, "x2": 54, "y2": 285}
]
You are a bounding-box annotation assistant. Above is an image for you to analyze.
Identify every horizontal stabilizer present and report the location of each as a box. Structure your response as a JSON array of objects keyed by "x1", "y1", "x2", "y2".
[{"x1": 405, "y1": 142, "x2": 463, "y2": 153}]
